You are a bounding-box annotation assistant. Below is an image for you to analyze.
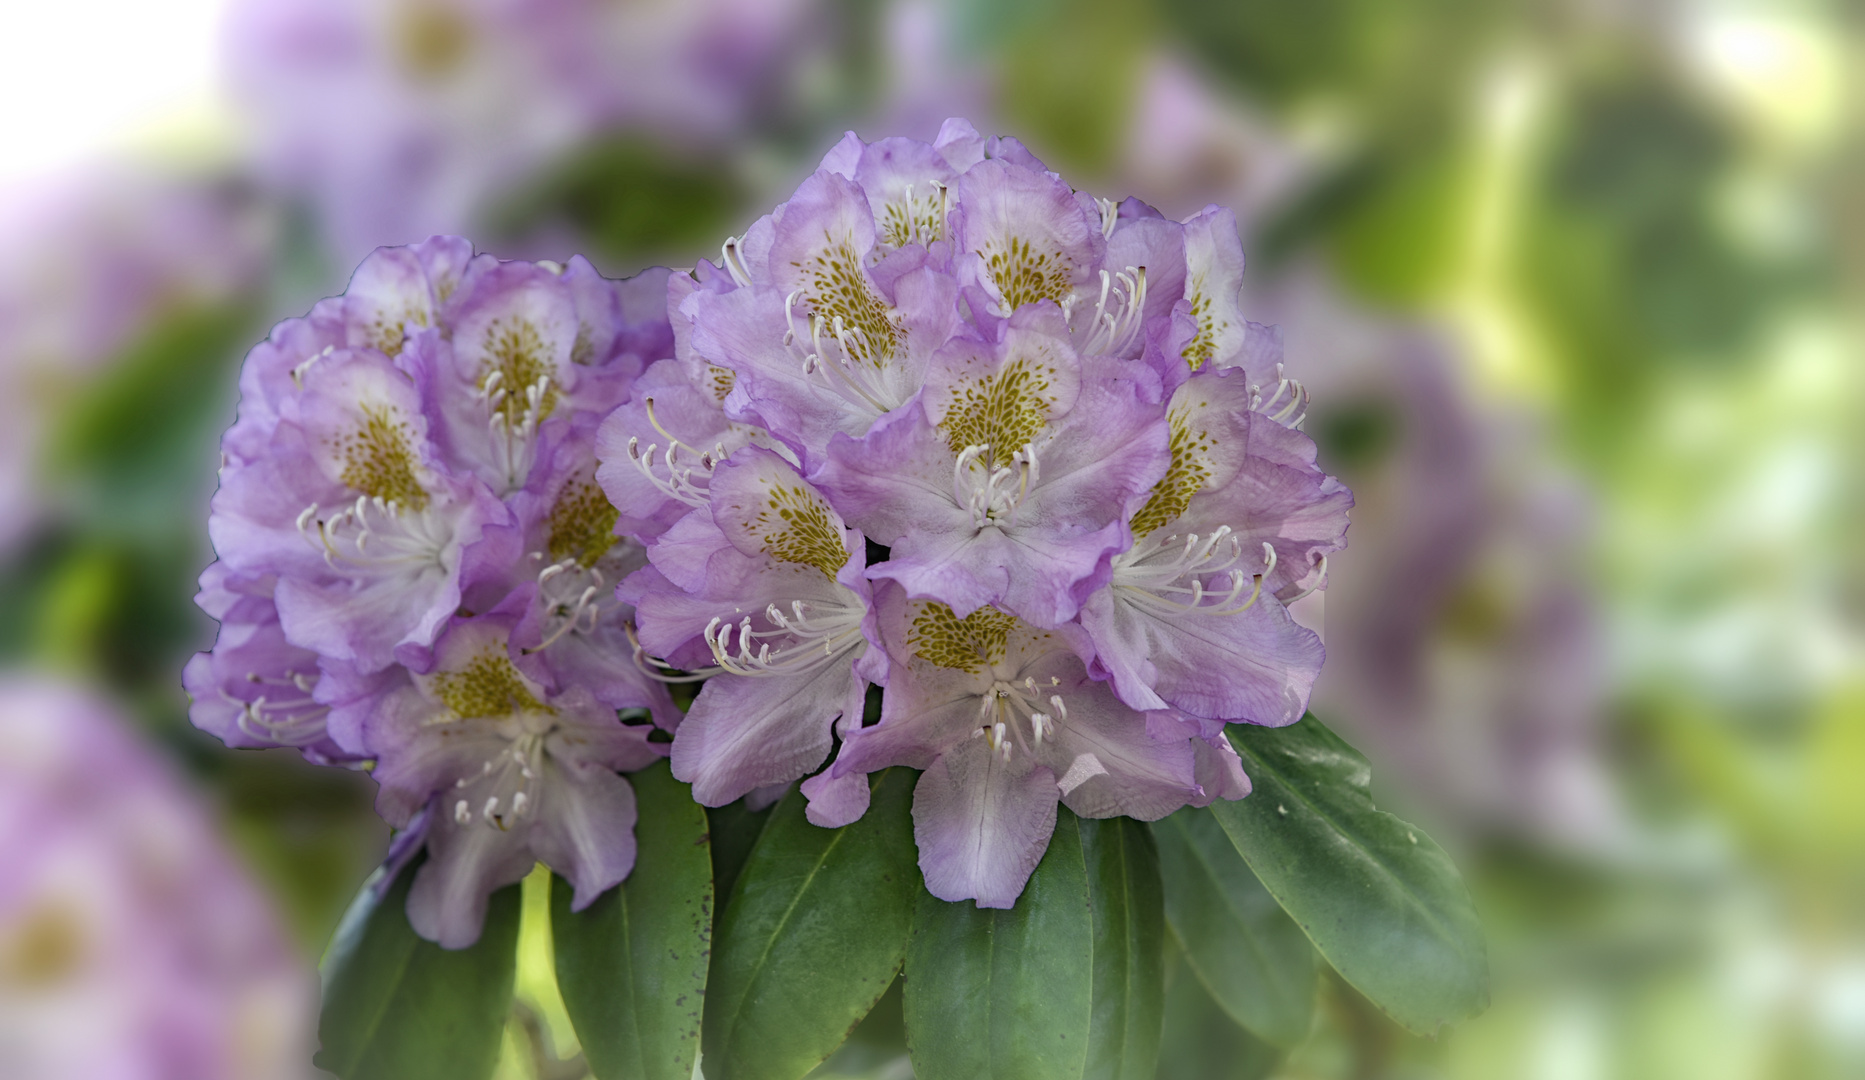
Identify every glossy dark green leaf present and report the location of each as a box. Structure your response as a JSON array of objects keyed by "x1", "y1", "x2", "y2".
[
  {"x1": 703, "y1": 768, "x2": 919, "y2": 1080},
  {"x1": 904, "y1": 808, "x2": 1094, "y2": 1080},
  {"x1": 1213, "y1": 716, "x2": 1488, "y2": 1034},
  {"x1": 706, "y1": 797, "x2": 774, "y2": 909},
  {"x1": 805, "y1": 976, "x2": 910, "y2": 1079},
  {"x1": 1153, "y1": 808, "x2": 1316, "y2": 1047},
  {"x1": 1155, "y1": 949, "x2": 1284, "y2": 1080},
  {"x1": 1080, "y1": 816, "x2": 1165, "y2": 1080},
  {"x1": 552, "y1": 762, "x2": 712, "y2": 1080},
  {"x1": 315, "y1": 858, "x2": 520, "y2": 1080}
]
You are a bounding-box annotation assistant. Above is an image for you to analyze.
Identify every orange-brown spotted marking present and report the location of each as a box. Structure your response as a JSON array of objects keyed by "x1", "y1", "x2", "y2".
[
  {"x1": 335, "y1": 405, "x2": 429, "y2": 509},
  {"x1": 909, "y1": 602, "x2": 1020, "y2": 673}
]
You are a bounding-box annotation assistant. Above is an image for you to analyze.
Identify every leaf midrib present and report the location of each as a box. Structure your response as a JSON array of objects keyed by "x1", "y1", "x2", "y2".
[{"x1": 1111, "y1": 824, "x2": 1136, "y2": 1078}]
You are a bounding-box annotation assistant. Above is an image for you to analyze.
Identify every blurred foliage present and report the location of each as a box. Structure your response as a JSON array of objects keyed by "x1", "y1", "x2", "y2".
[
  {"x1": 1518, "y1": 65, "x2": 1793, "y2": 461},
  {"x1": 45, "y1": 302, "x2": 255, "y2": 537},
  {"x1": 490, "y1": 138, "x2": 744, "y2": 273}
]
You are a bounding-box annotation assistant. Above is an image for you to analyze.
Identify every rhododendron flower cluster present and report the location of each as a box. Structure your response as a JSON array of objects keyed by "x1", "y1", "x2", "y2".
[
  {"x1": 187, "y1": 236, "x2": 675, "y2": 946},
  {"x1": 606, "y1": 119, "x2": 1351, "y2": 907},
  {"x1": 188, "y1": 121, "x2": 1353, "y2": 941}
]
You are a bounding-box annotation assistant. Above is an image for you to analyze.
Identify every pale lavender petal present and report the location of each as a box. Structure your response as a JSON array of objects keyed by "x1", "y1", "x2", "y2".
[
  {"x1": 1178, "y1": 205, "x2": 1250, "y2": 375},
  {"x1": 913, "y1": 735, "x2": 1058, "y2": 908},
  {"x1": 406, "y1": 805, "x2": 538, "y2": 949},
  {"x1": 952, "y1": 159, "x2": 1102, "y2": 317},
  {"x1": 668, "y1": 660, "x2": 859, "y2": 805},
  {"x1": 1188, "y1": 734, "x2": 1252, "y2": 805},
  {"x1": 530, "y1": 758, "x2": 639, "y2": 912},
  {"x1": 801, "y1": 764, "x2": 871, "y2": 828},
  {"x1": 1037, "y1": 681, "x2": 1200, "y2": 821},
  {"x1": 1077, "y1": 578, "x2": 1324, "y2": 726},
  {"x1": 933, "y1": 118, "x2": 988, "y2": 170}
]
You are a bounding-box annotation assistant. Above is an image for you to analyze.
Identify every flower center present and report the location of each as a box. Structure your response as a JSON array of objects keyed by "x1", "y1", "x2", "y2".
[
  {"x1": 547, "y1": 471, "x2": 620, "y2": 569},
  {"x1": 983, "y1": 235, "x2": 1075, "y2": 313},
  {"x1": 451, "y1": 731, "x2": 547, "y2": 832},
  {"x1": 528, "y1": 557, "x2": 609, "y2": 654},
  {"x1": 953, "y1": 442, "x2": 1040, "y2": 529},
  {"x1": 1181, "y1": 285, "x2": 1223, "y2": 371},
  {"x1": 433, "y1": 648, "x2": 550, "y2": 719},
  {"x1": 780, "y1": 288, "x2": 906, "y2": 419},
  {"x1": 976, "y1": 675, "x2": 1071, "y2": 763},
  {"x1": 908, "y1": 602, "x2": 1018, "y2": 674},
  {"x1": 939, "y1": 356, "x2": 1055, "y2": 459},
  {"x1": 797, "y1": 238, "x2": 901, "y2": 369},
  {"x1": 878, "y1": 183, "x2": 949, "y2": 250},
  {"x1": 738, "y1": 479, "x2": 849, "y2": 580},
  {"x1": 1130, "y1": 403, "x2": 1218, "y2": 539},
  {"x1": 296, "y1": 495, "x2": 452, "y2": 579}
]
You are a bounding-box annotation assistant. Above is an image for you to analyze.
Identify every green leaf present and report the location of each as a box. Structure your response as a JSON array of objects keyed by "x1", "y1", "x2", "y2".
[
  {"x1": 706, "y1": 797, "x2": 775, "y2": 909},
  {"x1": 1152, "y1": 808, "x2": 1316, "y2": 1047},
  {"x1": 1213, "y1": 716, "x2": 1488, "y2": 1034},
  {"x1": 703, "y1": 768, "x2": 919, "y2": 1080},
  {"x1": 315, "y1": 859, "x2": 521, "y2": 1080},
  {"x1": 804, "y1": 976, "x2": 910, "y2": 1078},
  {"x1": 1155, "y1": 947, "x2": 1284, "y2": 1080},
  {"x1": 1080, "y1": 816, "x2": 1165, "y2": 1080},
  {"x1": 904, "y1": 808, "x2": 1095, "y2": 1080},
  {"x1": 552, "y1": 762, "x2": 712, "y2": 1080}
]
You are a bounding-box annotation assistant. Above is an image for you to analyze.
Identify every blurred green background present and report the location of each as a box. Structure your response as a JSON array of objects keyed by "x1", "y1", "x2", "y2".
[{"x1": 0, "y1": 0, "x2": 1858, "y2": 1077}]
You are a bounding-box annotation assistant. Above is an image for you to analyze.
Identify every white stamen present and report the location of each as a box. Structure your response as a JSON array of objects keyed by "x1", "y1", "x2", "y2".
[
  {"x1": 1110, "y1": 525, "x2": 1272, "y2": 618},
  {"x1": 1285, "y1": 554, "x2": 1328, "y2": 604},
  {"x1": 721, "y1": 236, "x2": 753, "y2": 287}
]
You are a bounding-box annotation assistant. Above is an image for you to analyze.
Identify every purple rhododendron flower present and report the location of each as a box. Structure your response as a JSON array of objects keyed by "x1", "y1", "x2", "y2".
[
  {"x1": 189, "y1": 236, "x2": 676, "y2": 944},
  {"x1": 335, "y1": 606, "x2": 660, "y2": 948},
  {"x1": 816, "y1": 304, "x2": 1170, "y2": 628},
  {"x1": 611, "y1": 121, "x2": 1353, "y2": 907},
  {"x1": 818, "y1": 584, "x2": 1240, "y2": 906},
  {"x1": 183, "y1": 563, "x2": 354, "y2": 765},
  {"x1": 623, "y1": 447, "x2": 883, "y2": 812}
]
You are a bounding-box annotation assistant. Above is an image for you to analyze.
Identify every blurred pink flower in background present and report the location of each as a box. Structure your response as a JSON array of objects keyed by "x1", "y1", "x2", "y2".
[
  {"x1": 1117, "y1": 50, "x2": 1311, "y2": 227},
  {"x1": 0, "y1": 677, "x2": 315, "y2": 1079},
  {"x1": 225, "y1": 0, "x2": 823, "y2": 265},
  {"x1": 1271, "y1": 287, "x2": 1619, "y2": 845}
]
